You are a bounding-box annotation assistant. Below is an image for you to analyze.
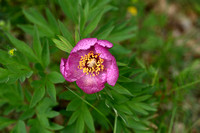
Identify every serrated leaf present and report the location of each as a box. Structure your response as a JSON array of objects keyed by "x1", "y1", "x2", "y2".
[
  {"x1": 46, "y1": 81, "x2": 56, "y2": 102},
  {"x1": 47, "y1": 71, "x2": 65, "y2": 83}
]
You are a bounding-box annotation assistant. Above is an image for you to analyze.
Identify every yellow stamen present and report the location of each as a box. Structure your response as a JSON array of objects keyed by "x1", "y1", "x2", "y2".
[{"x1": 78, "y1": 51, "x2": 104, "y2": 76}]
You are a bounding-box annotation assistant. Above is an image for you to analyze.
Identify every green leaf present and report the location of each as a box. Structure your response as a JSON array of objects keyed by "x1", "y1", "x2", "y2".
[
  {"x1": 82, "y1": 10, "x2": 104, "y2": 37},
  {"x1": 46, "y1": 81, "x2": 56, "y2": 102},
  {"x1": 107, "y1": 83, "x2": 133, "y2": 96},
  {"x1": 6, "y1": 33, "x2": 38, "y2": 62},
  {"x1": 67, "y1": 98, "x2": 82, "y2": 111},
  {"x1": 96, "y1": 26, "x2": 114, "y2": 39},
  {"x1": 47, "y1": 71, "x2": 65, "y2": 83},
  {"x1": 83, "y1": 104, "x2": 95, "y2": 132},
  {"x1": 58, "y1": 0, "x2": 78, "y2": 24},
  {"x1": 0, "y1": 117, "x2": 16, "y2": 130},
  {"x1": 20, "y1": 108, "x2": 35, "y2": 120},
  {"x1": 108, "y1": 26, "x2": 136, "y2": 42},
  {"x1": 0, "y1": 68, "x2": 9, "y2": 83},
  {"x1": 75, "y1": 27, "x2": 80, "y2": 44},
  {"x1": 115, "y1": 104, "x2": 132, "y2": 115},
  {"x1": 52, "y1": 39, "x2": 67, "y2": 52},
  {"x1": 33, "y1": 26, "x2": 42, "y2": 59},
  {"x1": 16, "y1": 120, "x2": 27, "y2": 133},
  {"x1": 0, "y1": 68, "x2": 33, "y2": 84},
  {"x1": 52, "y1": 35, "x2": 73, "y2": 53},
  {"x1": 42, "y1": 40, "x2": 50, "y2": 67},
  {"x1": 45, "y1": 8, "x2": 59, "y2": 34},
  {"x1": 76, "y1": 115, "x2": 84, "y2": 133},
  {"x1": 23, "y1": 8, "x2": 47, "y2": 27},
  {"x1": 118, "y1": 76, "x2": 133, "y2": 82},
  {"x1": 127, "y1": 103, "x2": 148, "y2": 115},
  {"x1": 68, "y1": 111, "x2": 80, "y2": 125},
  {"x1": 28, "y1": 119, "x2": 50, "y2": 133},
  {"x1": 117, "y1": 62, "x2": 128, "y2": 66},
  {"x1": 30, "y1": 85, "x2": 45, "y2": 108},
  {"x1": 37, "y1": 114, "x2": 49, "y2": 127},
  {"x1": 110, "y1": 43, "x2": 131, "y2": 55},
  {"x1": 46, "y1": 111, "x2": 59, "y2": 118},
  {"x1": 58, "y1": 20, "x2": 75, "y2": 45},
  {"x1": 58, "y1": 35, "x2": 73, "y2": 49},
  {"x1": 127, "y1": 118, "x2": 148, "y2": 130},
  {"x1": 23, "y1": 8, "x2": 54, "y2": 37},
  {"x1": 131, "y1": 95, "x2": 152, "y2": 102},
  {"x1": 135, "y1": 103, "x2": 156, "y2": 112},
  {"x1": 47, "y1": 123, "x2": 64, "y2": 130},
  {"x1": 18, "y1": 24, "x2": 34, "y2": 36}
]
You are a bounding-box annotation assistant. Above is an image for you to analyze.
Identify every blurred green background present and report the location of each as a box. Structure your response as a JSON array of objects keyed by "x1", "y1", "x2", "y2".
[{"x1": 0, "y1": 0, "x2": 200, "y2": 132}]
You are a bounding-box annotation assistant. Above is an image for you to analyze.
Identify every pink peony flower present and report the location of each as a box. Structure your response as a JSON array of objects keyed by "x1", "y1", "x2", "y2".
[{"x1": 60, "y1": 38, "x2": 119, "y2": 94}]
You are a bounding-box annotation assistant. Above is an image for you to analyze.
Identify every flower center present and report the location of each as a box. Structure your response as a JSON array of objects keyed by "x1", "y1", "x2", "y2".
[{"x1": 78, "y1": 51, "x2": 104, "y2": 77}]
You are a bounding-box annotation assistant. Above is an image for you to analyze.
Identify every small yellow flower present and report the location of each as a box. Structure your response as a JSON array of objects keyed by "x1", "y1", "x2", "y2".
[
  {"x1": 127, "y1": 6, "x2": 138, "y2": 16},
  {"x1": 8, "y1": 48, "x2": 16, "y2": 56},
  {"x1": 131, "y1": 0, "x2": 138, "y2": 3},
  {"x1": 0, "y1": 20, "x2": 5, "y2": 27}
]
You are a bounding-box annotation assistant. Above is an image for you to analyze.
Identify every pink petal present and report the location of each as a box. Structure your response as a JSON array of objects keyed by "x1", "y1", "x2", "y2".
[
  {"x1": 97, "y1": 40, "x2": 113, "y2": 48},
  {"x1": 76, "y1": 73, "x2": 107, "y2": 94},
  {"x1": 71, "y1": 38, "x2": 97, "y2": 53},
  {"x1": 106, "y1": 56, "x2": 119, "y2": 86},
  {"x1": 60, "y1": 53, "x2": 85, "y2": 82},
  {"x1": 94, "y1": 44, "x2": 113, "y2": 60}
]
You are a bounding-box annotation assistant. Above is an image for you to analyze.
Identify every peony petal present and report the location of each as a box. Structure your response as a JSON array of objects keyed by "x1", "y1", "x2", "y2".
[
  {"x1": 60, "y1": 53, "x2": 85, "y2": 82},
  {"x1": 71, "y1": 38, "x2": 97, "y2": 53},
  {"x1": 94, "y1": 44, "x2": 113, "y2": 60},
  {"x1": 97, "y1": 40, "x2": 113, "y2": 48},
  {"x1": 106, "y1": 56, "x2": 119, "y2": 86},
  {"x1": 76, "y1": 73, "x2": 106, "y2": 94}
]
